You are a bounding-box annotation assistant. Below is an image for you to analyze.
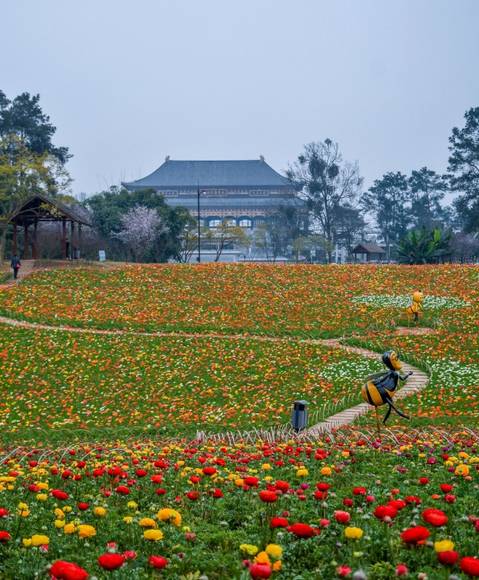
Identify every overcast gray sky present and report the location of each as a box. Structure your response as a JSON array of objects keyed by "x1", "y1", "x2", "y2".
[{"x1": 2, "y1": 0, "x2": 478, "y2": 197}]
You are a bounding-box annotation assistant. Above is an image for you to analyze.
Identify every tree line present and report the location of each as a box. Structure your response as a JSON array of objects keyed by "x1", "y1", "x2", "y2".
[{"x1": 1, "y1": 88, "x2": 478, "y2": 263}]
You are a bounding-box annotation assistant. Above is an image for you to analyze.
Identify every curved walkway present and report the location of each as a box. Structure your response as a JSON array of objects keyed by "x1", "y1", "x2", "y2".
[{"x1": 0, "y1": 309, "x2": 431, "y2": 434}]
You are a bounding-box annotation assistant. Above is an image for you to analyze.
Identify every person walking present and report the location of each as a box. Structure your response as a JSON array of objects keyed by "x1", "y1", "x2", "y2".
[{"x1": 10, "y1": 255, "x2": 21, "y2": 280}]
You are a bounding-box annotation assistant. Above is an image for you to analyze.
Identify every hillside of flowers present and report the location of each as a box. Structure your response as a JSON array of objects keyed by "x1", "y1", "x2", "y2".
[
  {"x1": 0, "y1": 264, "x2": 477, "y2": 335},
  {"x1": 0, "y1": 430, "x2": 478, "y2": 579}
]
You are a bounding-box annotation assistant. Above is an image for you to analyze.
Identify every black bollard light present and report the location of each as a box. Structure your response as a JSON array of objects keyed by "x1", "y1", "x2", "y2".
[{"x1": 291, "y1": 400, "x2": 308, "y2": 432}]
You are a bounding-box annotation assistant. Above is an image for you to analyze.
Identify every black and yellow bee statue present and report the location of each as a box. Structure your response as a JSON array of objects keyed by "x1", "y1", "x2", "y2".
[
  {"x1": 361, "y1": 350, "x2": 413, "y2": 433},
  {"x1": 406, "y1": 291, "x2": 424, "y2": 322}
]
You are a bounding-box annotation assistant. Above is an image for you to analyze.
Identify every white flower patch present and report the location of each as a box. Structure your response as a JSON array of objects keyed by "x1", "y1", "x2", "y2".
[
  {"x1": 428, "y1": 358, "x2": 479, "y2": 387},
  {"x1": 352, "y1": 295, "x2": 470, "y2": 309},
  {"x1": 319, "y1": 358, "x2": 384, "y2": 383}
]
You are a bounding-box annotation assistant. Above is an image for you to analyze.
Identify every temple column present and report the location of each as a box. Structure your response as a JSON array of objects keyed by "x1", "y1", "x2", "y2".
[{"x1": 32, "y1": 219, "x2": 38, "y2": 259}]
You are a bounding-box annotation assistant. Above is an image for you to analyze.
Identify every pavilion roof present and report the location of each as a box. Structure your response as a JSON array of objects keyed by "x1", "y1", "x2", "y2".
[
  {"x1": 352, "y1": 242, "x2": 386, "y2": 254},
  {"x1": 8, "y1": 194, "x2": 92, "y2": 227}
]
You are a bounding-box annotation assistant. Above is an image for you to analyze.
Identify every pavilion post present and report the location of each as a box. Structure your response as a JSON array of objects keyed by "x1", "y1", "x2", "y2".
[
  {"x1": 12, "y1": 223, "x2": 18, "y2": 255},
  {"x1": 62, "y1": 218, "x2": 67, "y2": 259},
  {"x1": 33, "y1": 219, "x2": 38, "y2": 260},
  {"x1": 23, "y1": 224, "x2": 29, "y2": 259},
  {"x1": 78, "y1": 224, "x2": 82, "y2": 259},
  {"x1": 70, "y1": 221, "x2": 75, "y2": 259}
]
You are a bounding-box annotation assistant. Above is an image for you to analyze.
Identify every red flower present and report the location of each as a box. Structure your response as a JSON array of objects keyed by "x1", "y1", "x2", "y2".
[
  {"x1": 0, "y1": 531, "x2": 11, "y2": 542},
  {"x1": 419, "y1": 477, "x2": 429, "y2": 485},
  {"x1": 202, "y1": 466, "x2": 217, "y2": 476},
  {"x1": 422, "y1": 508, "x2": 448, "y2": 527},
  {"x1": 115, "y1": 486, "x2": 130, "y2": 495},
  {"x1": 244, "y1": 477, "x2": 259, "y2": 487},
  {"x1": 395, "y1": 564, "x2": 408, "y2": 576},
  {"x1": 440, "y1": 483, "x2": 453, "y2": 493},
  {"x1": 337, "y1": 565, "x2": 352, "y2": 577},
  {"x1": 249, "y1": 563, "x2": 272, "y2": 579},
  {"x1": 314, "y1": 490, "x2": 327, "y2": 500},
  {"x1": 343, "y1": 498, "x2": 353, "y2": 507},
  {"x1": 400, "y1": 526, "x2": 430, "y2": 544},
  {"x1": 374, "y1": 505, "x2": 398, "y2": 520},
  {"x1": 212, "y1": 488, "x2": 223, "y2": 499},
  {"x1": 270, "y1": 516, "x2": 288, "y2": 528},
  {"x1": 186, "y1": 490, "x2": 200, "y2": 501},
  {"x1": 77, "y1": 502, "x2": 89, "y2": 511},
  {"x1": 98, "y1": 553, "x2": 125, "y2": 570},
  {"x1": 445, "y1": 494, "x2": 456, "y2": 504},
  {"x1": 461, "y1": 557, "x2": 479, "y2": 577},
  {"x1": 50, "y1": 560, "x2": 89, "y2": 580},
  {"x1": 122, "y1": 551, "x2": 137, "y2": 560},
  {"x1": 334, "y1": 510, "x2": 351, "y2": 524},
  {"x1": 288, "y1": 523, "x2": 317, "y2": 538},
  {"x1": 316, "y1": 482, "x2": 330, "y2": 492},
  {"x1": 0, "y1": 508, "x2": 8, "y2": 518},
  {"x1": 275, "y1": 480, "x2": 290, "y2": 492},
  {"x1": 438, "y1": 551, "x2": 459, "y2": 566},
  {"x1": 148, "y1": 555, "x2": 168, "y2": 569},
  {"x1": 151, "y1": 474, "x2": 162, "y2": 484},
  {"x1": 404, "y1": 495, "x2": 421, "y2": 505},
  {"x1": 259, "y1": 490, "x2": 277, "y2": 503},
  {"x1": 135, "y1": 469, "x2": 147, "y2": 477},
  {"x1": 388, "y1": 499, "x2": 406, "y2": 511},
  {"x1": 353, "y1": 486, "x2": 367, "y2": 496},
  {"x1": 51, "y1": 489, "x2": 69, "y2": 501}
]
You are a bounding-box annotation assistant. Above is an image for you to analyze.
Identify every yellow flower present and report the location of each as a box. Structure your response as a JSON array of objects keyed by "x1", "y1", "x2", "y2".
[
  {"x1": 31, "y1": 534, "x2": 49, "y2": 546},
  {"x1": 36, "y1": 493, "x2": 48, "y2": 502},
  {"x1": 320, "y1": 466, "x2": 332, "y2": 476},
  {"x1": 63, "y1": 506, "x2": 72, "y2": 513},
  {"x1": 94, "y1": 506, "x2": 106, "y2": 517},
  {"x1": 157, "y1": 508, "x2": 182, "y2": 527},
  {"x1": 234, "y1": 478, "x2": 244, "y2": 487},
  {"x1": 22, "y1": 538, "x2": 32, "y2": 547},
  {"x1": 78, "y1": 524, "x2": 96, "y2": 538},
  {"x1": 261, "y1": 463, "x2": 272, "y2": 471},
  {"x1": 139, "y1": 517, "x2": 157, "y2": 528},
  {"x1": 266, "y1": 544, "x2": 283, "y2": 560},
  {"x1": 455, "y1": 464, "x2": 470, "y2": 476},
  {"x1": 344, "y1": 527, "x2": 364, "y2": 540},
  {"x1": 63, "y1": 523, "x2": 76, "y2": 534},
  {"x1": 54, "y1": 508, "x2": 65, "y2": 520},
  {"x1": 296, "y1": 467, "x2": 309, "y2": 477},
  {"x1": 143, "y1": 529, "x2": 164, "y2": 541},
  {"x1": 255, "y1": 551, "x2": 271, "y2": 565},
  {"x1": 127, "y1": 501, "x2": 138, "y2": 510},
  {"x1": 37, "y1": 482, "x2": 49, "y2": 490},
  {"x1": 123, "y1": 516, "x2": 133, "y2": 524},
  {"x1": 434, "y1": 539, "x2": 455, "y2": 553},
  {"x1": 240, "y1": 544, "x2": 259, "y2": 556},
  {"x1": 54, "y1": 519, "x2": 65, "y2": 528}
]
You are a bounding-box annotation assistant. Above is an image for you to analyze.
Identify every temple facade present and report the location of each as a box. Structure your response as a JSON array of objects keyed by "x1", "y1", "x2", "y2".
[{"x1": 122, "y1": 157, "x2": 298, "y2": 229}]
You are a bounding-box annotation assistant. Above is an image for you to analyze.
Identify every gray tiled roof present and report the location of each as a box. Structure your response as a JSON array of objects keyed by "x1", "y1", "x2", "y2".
[{"x1": 123, "y1": 159, "x2": 292, "y2": 189}]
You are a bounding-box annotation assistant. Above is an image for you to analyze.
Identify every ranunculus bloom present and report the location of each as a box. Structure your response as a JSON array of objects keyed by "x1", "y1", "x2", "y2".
[
  {"x1": 275, "y1": 480, "x2": 290, "y2": 492},
  {"x1": 98, "y1": 553, "x2": 125, "y2": 570},
  {"x1": 353, "y1": 486, "x2": 367, "y2": 496},
  {"x1": 422, "y1": 508, "x2": 448, "y2": 527},
  {"x1": 50, "y1": 560, "x2": 89, "y2": 580},
  {"x1": 440, "y1": 483, "x2": 453, "y2": 493},
  {"x1": 0, "y1": 531, "x2": 11, "y2": 542},
  {"x1": 259, "y1": 490, "x2": 277, "y2": 503},
  {"x1": 434, "y1": 539, "x2": 454, "y2": 553},
  {"x1": 401, "y1": 526, "x2": 430, "y2": 544},
  {"x1": 374, "y1": 505, "x2": 397, "y2": 520},
  {"x1": 202, "y1": 466, "x2": 217, "y2": 476},
  {"x1": 270, "y1": 517, "x2": 288, "y2": 528},
  {"x1": 344, "y1": 526, "x2": 363, "y2": 540},
  {"x1": 115, "y1": 486, "x2": 130, "y2": 495},
  {"x1": 244, "y1": 477, "x2": 259, "y2": 487},
  {"x1": 148, "y1": 555, "x2": 168, "y2": 569},
  {"x1": 0, "y1": 508, "x2": 8, "y2": 518},
  {"x1": 334, "y1": 510, "x2": 351, "y2": 524},
  {"x1": 186, "y1": 490, "x2": 199, "y2": 501},
  {"x1": 395, "y1": 564, "x2": 408, "y2": 576},
  {"x1": 337, "y1": 565, "x2": 352, "y2": 577},
  {"x1": 438, "y1": 551, "x2": 459, "y2": 566},
  {"x1": 51, "y1": 489, "x2": 69, "y2": 500},
  {"x1": 287, "y1": 523, "x2": 317, "y2": 538},
  {"x1": 461, "y1": 557, "x2": 479, "y2": 577},
  {"x1": 249, "y1": 563, "x2": 272, "y2": 579},
  {"x1": 316, "y1": 482, "x2": 330, "y2": 492}
]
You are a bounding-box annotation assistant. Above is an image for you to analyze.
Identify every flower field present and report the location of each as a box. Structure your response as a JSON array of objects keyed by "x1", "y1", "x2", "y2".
[
  {"x1": 0, "y1": 431, "x2": 478, "y2": 579},
  {"x1": 0, "y1": 263, "x2": 478, "y2": 577}
]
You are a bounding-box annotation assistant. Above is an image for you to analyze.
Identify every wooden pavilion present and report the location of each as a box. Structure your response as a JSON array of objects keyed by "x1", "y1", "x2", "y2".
[
  {"x1": 352, "y1": 242, "x2": 387, "y2": 263},
  {"x1": 8, "y1": 194, "x2": 91, "y2": 259}
]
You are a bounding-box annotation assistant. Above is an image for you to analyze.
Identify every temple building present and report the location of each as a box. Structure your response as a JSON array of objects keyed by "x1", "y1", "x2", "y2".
[{"x1": 122, "y1": 156, "x2": 298, "y2": 229}]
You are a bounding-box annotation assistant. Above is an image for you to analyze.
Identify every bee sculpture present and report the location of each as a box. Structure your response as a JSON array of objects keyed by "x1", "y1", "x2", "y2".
[
  {"x1": 406, "y1": 291, "x2": 424, "y2": 322},
  {"x1": 361, "y1": 351, "x2": 413, "y2": 425}
]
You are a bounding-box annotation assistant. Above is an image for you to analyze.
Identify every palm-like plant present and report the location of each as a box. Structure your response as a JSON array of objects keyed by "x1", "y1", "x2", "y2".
[{"x1": 398, "y1": 228, "x2": 452, "y2": 264}]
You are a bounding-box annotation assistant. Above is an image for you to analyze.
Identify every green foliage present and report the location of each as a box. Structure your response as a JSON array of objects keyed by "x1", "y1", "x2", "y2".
[
  {"x1": 397, "y1": 227, "x2": 452, "y2": 264},
  {"x1": 449, "y1": 107, "x2": 479, "y2": 233}
]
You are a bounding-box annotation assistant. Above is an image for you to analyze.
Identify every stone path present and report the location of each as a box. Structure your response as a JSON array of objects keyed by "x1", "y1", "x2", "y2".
[{"x1": 0, "y1": 260, "x2": 35, "y2": 288}]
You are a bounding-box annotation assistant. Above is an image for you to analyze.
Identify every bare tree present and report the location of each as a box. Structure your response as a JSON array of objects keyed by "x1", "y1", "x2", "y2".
[
  {"x1": 115, "y1": 205, "x2": 166, "y2": 262},
  {"x1": 287, "y1": 140, "x2": 363, "y2": 262},
  {"x1": 204, "y1": 221, "x2": 250, "y2": 262}
]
